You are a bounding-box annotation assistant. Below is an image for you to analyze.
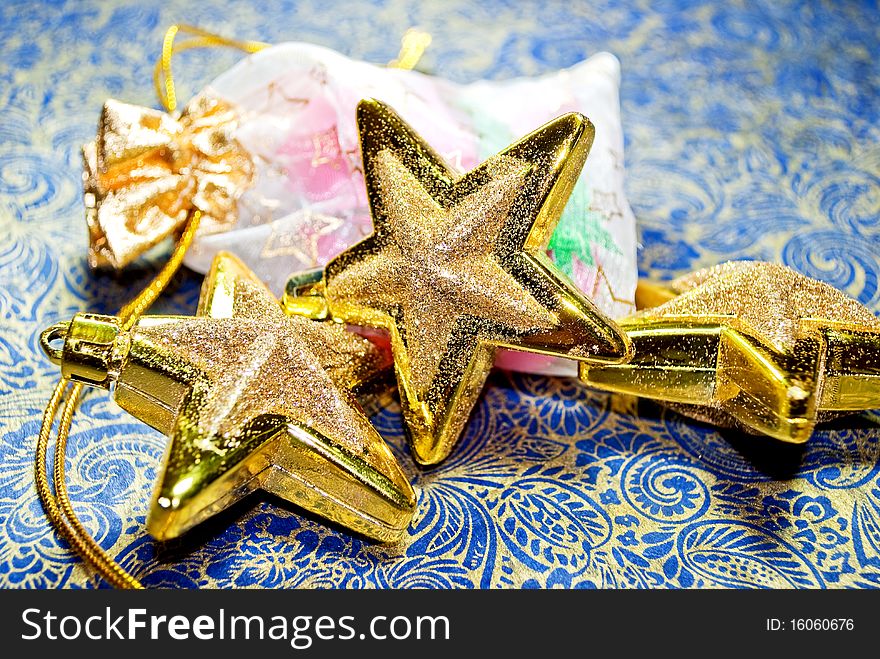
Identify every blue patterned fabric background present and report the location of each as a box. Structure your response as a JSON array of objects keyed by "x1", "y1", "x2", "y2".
[{"x1": 1, "y1": 0, "x2": 879, "y2": 588}]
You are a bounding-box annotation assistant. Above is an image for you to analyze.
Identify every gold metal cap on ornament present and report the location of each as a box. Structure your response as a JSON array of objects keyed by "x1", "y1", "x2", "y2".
[
  {"x1": 579, "y1": 261, "x2": 880, "y2": 443},
  {"x1": 41, "y1": 313, "x2": 124, "y2": 388},
  {"x1": 41, "y1": 252, "x2": 415, "y2": 542}
]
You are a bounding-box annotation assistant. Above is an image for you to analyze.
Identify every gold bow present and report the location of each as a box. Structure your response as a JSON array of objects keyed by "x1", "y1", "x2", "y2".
[{"x1": 83, "y1": 94, "x2": 254, "y2": 269}]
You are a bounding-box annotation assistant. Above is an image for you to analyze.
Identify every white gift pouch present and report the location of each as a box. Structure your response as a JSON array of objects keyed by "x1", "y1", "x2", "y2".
[{"x1": 93, "y1": 42, "x2": 638, "y2": 376}]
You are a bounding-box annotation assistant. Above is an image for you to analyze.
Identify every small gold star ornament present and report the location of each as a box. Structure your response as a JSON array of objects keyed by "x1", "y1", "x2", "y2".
[
  {"x1": 285, "y1": 99, "x2": 631, "y2": 465},
  {"x1": 41, "y1": 253, "x2": 415, "y2": 542},
  {"x1": 580, "y1": 261, "x2": 880, "y2": 442}
]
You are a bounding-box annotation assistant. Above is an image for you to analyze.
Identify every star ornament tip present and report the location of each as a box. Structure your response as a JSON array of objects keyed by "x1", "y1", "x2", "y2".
[{"x1": 580, "y1": 261, "x2": 880, "y2": 443}]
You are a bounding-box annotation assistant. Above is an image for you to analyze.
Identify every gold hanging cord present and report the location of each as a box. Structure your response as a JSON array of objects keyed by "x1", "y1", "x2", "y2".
[
  {"x1": 36, "y1": 211, "x2": 202, "y2": 589},
  {"x1": 155, "y1": 24, "x2": 430, "y2": 113}
]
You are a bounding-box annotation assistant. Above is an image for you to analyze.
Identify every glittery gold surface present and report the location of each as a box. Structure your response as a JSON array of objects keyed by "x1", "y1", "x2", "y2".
[
  {"x1": 51, "y1": 253, "x2": 415, "y2": 542},
  {"x1": 313, "y1": 99, "x2": 630, "y2": 465},
  {"x1": 334, "y1": 150, "x2": 557, "y2": 395},
  {"x1": 647, "y1": 261, "x2": 880, "y2": 350},
  {"x1": 581, "y1": 261, "x2": 880, "y2": 443},
  {"x1": 84, "y1": 94, "x2": 254, "y2": 269}
]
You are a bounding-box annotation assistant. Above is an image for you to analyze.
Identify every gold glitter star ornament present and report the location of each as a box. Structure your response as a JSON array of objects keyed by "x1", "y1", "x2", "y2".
[
  {"x1": 40, "y1": 253, "x2": 415, "y2": 542},
  {"x1": 285, "y1": 99, "x2": 631, "y2": 465},
  {"x1": 580, "y1": 261, "x2": 880, "y2": 442}
]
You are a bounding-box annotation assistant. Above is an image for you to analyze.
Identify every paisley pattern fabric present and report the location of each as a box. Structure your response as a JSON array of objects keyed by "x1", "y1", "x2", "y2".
[{"x1": 1, "y1": 0, "x2": 878, "y2": 588}]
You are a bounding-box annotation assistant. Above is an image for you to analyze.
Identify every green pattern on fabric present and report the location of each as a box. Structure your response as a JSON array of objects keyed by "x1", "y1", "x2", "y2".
[{"x1": 464, "y1": 101, "x2": 620, "y2": 275}]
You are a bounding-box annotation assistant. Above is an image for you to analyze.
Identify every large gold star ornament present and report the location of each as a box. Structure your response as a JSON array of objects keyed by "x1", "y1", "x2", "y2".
[
  {"x1": 580, "y1": 261, "x2": 880, "y2": 442},
  {"x1": 285, "y1": 99, "x2": 631, "y2": 465},
  {"x1": 41, "y1": 252, "x2": 415, "y2": 542}
]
